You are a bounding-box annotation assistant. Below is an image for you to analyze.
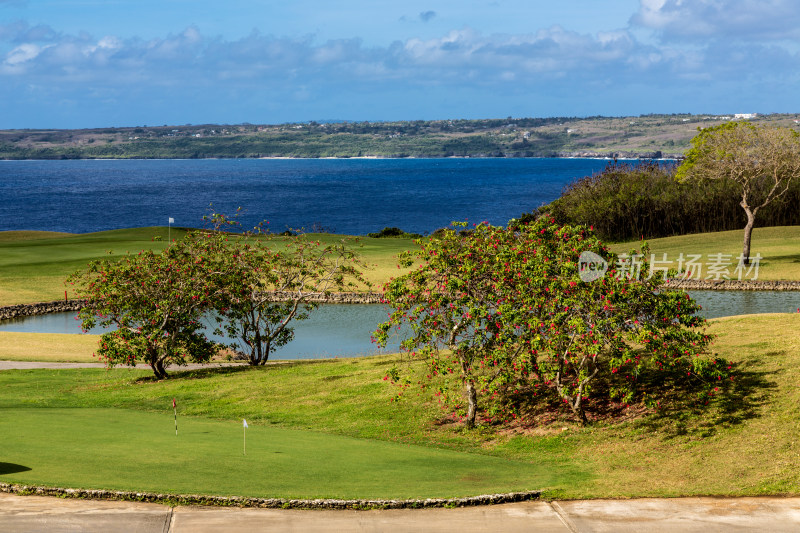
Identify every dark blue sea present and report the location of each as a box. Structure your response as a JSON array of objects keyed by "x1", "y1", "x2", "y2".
[{"x1": 0, "y1": 158, "x2": 615, "y2": 234}]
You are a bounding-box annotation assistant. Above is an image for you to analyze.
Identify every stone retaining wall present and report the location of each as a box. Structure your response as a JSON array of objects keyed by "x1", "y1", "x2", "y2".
[
  {"x1": 0, "y1": 483, "x2": 540, "y2": 510},
  {"x1": 0, "y1": 300, "x2": 86, "y2": 321},
  {"x1": 2, "y1": 283, "x2": 798, "y2": 322},
  {"x1": 263, "y1": 291, "x2": 385, "y2": 304},
  {"x1": 0, "y1": 293, "x2": 386, "y2": 321},
  {"x1": 664, "y1": 280, "x2": 800, "y2": 291}
]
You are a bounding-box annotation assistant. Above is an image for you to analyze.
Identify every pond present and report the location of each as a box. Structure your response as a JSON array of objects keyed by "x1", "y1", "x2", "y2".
[
  {"x1": 1, "y1": 291, "x2": 798, "y2": 360},
  {"x1": 0, "y1": 304, "x2": 403, "y2": 360}
]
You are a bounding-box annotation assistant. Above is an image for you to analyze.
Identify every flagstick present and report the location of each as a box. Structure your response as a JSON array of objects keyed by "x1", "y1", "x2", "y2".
[
  {"x1": 173, "y1": 398, "x2": 178, "y2": 436},
  {"x1": 242, "y1": 419, "x2": 249, "y2": 455}
]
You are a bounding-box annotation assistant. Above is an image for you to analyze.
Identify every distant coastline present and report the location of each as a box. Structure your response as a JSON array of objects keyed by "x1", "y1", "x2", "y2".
[
  {"x1": 0, "y1": 152, "x2": 681, "y2": 162},
  {"x1": 5, "y1": 113, "x2": 796, "y2": 161}
]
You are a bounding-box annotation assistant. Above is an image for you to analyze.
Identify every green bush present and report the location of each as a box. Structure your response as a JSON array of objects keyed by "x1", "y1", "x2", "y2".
[
  {"x1": 538, "y1": 161, "x2": 800, "y2": 241},
  {"x1": 368, "y1": 227, "x2": 422, "y2": 239}
]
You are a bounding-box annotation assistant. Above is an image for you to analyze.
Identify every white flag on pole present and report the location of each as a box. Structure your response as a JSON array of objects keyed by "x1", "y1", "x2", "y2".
[
  {"x1": 168, "y1": 217, "x2": 174, "y2": 224},
  {"x1": 242, "y1": 419, "x2": 248, "y2": 455}
]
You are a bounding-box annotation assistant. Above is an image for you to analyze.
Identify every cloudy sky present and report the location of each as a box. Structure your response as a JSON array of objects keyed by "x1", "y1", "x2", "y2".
[{"x1": 1, "y1": 1, "x2": 798, "y2": 128}]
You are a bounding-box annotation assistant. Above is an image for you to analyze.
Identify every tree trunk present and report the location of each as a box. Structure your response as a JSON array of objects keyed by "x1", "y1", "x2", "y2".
[
  {"x1": 741, "y1": 207, "x2": 756, "y2": 266},
  {"x1": 259, "y1": 341, "x2": 271, "y2": 366},
  {"x1": 152, "y1": 359, "x2": 168, "y2": 380},
  {"x1": 248, "y1": 324, "x2": 263, "y2": 366},
  {"x1": 573, "y1": 396, "x2": 588, "y2": 426},
  {"x1": 465, "y1": 381, "x2": 478, "y2": 429}
]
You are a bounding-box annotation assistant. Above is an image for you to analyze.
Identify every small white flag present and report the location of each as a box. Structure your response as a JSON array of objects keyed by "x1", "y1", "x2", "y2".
[
  {"x1": 168, "y1": 217, "x2": 175, "y2": 224},
  {"x1": 243, "y1": 419, "x2": 248, "y2": 428}
]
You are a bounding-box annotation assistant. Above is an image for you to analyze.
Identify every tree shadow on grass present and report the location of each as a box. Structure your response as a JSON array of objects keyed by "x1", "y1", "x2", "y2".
[
  {"x1": 0, "y1": 462, "x2": 31, "y2": 475},
  {"x1": 629, "y1": 358, "x2": 778, "y2": 440},
  {"x1": 761, "y1": 253, "x2": 800, "y2": 263},
  {"x1": 133, "y1": 365, "x2": 252, "y2": 383},
  {"x1": 133, "y1": 359, "x2": 340, "y2": 383}
]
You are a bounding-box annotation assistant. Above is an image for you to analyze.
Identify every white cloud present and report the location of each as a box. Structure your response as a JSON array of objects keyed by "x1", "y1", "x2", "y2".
[
  {"x1": 1, "y1": 17, "x2": 799, "y2": 127},
  {"x1": 631, "y1": 0, "x2": 800, "y2": 40},
  {"x1": 5, "y1": 43, "x2": 42, "y2": 65},
  {"x1": 0, "y1": 22, "x2": 787, "y2": 91}
]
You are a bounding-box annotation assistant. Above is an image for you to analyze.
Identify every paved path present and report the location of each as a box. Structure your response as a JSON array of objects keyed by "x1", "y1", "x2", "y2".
[{"x1": 2, "y1": 493, "x2": 800, "y2": 532}]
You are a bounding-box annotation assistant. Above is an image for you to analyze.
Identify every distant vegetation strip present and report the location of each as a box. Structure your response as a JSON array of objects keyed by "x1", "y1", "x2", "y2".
[{"x1": 3, "y1": 113, "x2": 798, "y2": 160}]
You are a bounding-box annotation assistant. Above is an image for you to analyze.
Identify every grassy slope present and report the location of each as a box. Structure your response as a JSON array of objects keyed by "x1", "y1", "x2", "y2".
[
  {"x1": 0, "y1": 314, "x2": 798, "y2": 498},
  {"x1": 1, "y1": 224, "x2": 799, "y2": 306},
  {"x1": 608, "y1": 226, "x2": 800, "y2": 281}
]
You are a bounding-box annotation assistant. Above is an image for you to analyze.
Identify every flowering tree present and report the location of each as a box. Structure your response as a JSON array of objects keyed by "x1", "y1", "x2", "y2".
[
  {"x1": 68, "y1": 236, "x2": 222, "y2": 379},
  {"x1": 375, "y1": 219, "x2": 728, "y2": 427}
]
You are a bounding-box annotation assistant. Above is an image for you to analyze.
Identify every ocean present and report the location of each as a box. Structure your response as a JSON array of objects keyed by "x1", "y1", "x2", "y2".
[{"x1": 0, "y1": 158, "x2": 614, "y2": 234}]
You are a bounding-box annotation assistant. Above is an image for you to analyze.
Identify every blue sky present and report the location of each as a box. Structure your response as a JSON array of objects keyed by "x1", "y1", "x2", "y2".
[{"x1": 1, "y1": 1, "x2": 799, "y2": 128}]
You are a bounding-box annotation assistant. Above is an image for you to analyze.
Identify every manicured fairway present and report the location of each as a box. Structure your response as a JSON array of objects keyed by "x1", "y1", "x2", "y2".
[
  {"x1": 0, "y1": 228, "x2": 415, "y2": 306},
  {"x1": 0, "y1": 227, "x2": 181, "y2": 306},
  {"x1": 0, "y1": 406, "x2": 561, "y2": 499}
]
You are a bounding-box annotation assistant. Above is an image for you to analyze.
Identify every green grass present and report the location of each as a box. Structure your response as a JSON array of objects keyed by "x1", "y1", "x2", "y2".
[
  {"x1": 609, "y1": 226, "x2": 800, "y2": 281},
  {"x1": 2, "y1": 225, "x2": 799, "y2": 307},
  {"x1": 0, "y1": 332, "x2": 98, "y2": 362},
  {"x1": 0, "y1": 227, "x2": 418, "y2": 306},
  {"x1": 0, "y1": 407, "x2": 560, "y2": 499},
  {"x1": 0, "y1": 227, "x2": 185, "y2": 306},
  {"x1": 1, "y1": 314, "x2": 799, "y2": 499}
]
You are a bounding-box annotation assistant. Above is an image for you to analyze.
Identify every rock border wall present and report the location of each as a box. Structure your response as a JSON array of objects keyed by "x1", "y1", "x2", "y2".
[
  {"x1": 2, "y1": 283, "x2": 799, "y2": 322},
  {"x1": 663, "y1": 280, "x2": 800, "y2": 291},
  {"x1": 262, "y1": 291, "x2": 385, "y2": 304},
  {"x1": 0, "y1": 300, "x2": 86, "y2": 321},
  {"x1": 0, "y1": 483, "x2": 540, "y2": 510},
  {"x1": 0, "y1": 293, "x2": 385, "y2": 321}
]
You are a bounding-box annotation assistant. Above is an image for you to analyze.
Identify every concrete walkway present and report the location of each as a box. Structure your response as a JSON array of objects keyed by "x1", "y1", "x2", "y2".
[{"x1": 2, "y1": 493, "x2": 800, "y2": 532}]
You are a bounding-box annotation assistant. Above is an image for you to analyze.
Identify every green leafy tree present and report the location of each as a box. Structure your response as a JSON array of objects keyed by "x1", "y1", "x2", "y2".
[
  {"x1": 70, "y1": 211, "x2": 369, "y2": 375},
  {"x1": 677, "y1": 122, "x2": 800, "y2": 264},
  {"x1": 375, "y1": 219, "x2": 728, "y2": 427},
  {"x1": 209, "y1": 228, "x2": 370, "y2": 366},
  {"x1": 68, "y1": 235, "x2": 223, "y2": 379}
]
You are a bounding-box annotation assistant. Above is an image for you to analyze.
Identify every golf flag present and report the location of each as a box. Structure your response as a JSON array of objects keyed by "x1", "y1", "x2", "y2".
[
  {"x1": 169, "y1": 217, "x2": 174, "y2": 224},
  {"x1": 172, "y1": 398, "x2": 176, "y2": 409},
  {"x1": 173, "y1": 398, "x2": 177, "y2": 436},
  {"x1": 243, "y1": 419, "x2": 248, "y2": 455}
]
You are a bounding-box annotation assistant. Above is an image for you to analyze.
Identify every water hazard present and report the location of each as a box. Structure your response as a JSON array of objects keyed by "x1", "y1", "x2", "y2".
[
  {"x1": 0, "y1": 304, "x2": 403, "y2": 360},
  {"x1": 1, "y1": 291, "x2": 798, "y2": 360}
]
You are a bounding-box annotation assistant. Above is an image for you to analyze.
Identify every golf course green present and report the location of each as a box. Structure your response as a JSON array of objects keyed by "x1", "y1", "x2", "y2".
[{"x1": 1, "y1": 226, "x2": 799, "y2": 501}]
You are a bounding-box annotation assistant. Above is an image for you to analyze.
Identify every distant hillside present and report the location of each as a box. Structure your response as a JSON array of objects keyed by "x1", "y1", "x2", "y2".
[{"x1": 2, "y1": 114, "x2": 799, "y2": 160}]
